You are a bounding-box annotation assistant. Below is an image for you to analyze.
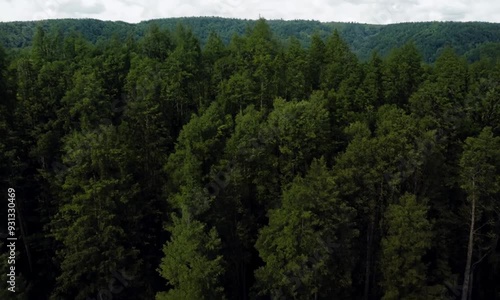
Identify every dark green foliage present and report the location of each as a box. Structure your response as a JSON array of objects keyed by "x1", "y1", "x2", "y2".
[
  {"x1": 380, "y1": 193, "x2": 433, "y2": 299},
  {"x1": 255, "y1": 158, "x2": 358, "y2": 299},
  {"x1": 321, "y1": 30, "x2": 360, "y2": 92},
  {"x1": 156, "y1": 186, "x2": 225, "y2": 300},
  {"x1": 140, "y1": 24, "x2": 174, "y2": 61},
  {"x1": 3, "y1": 18, "x2": 500, "y2": 63},
  {"x1": 383, "y1": 42, "x2": 424, "y2": 107},
  {"x1": 458, "y1": 128, "x2": 500, "y2": 300},
  {"x1": 2, "y1": 17, "x2": 500, "y2": 300},
  {"x1": 49, "y1": 127, "x2": 141, "y2": 300},
  {"x1": 156, "y1": 217, "x2": 225, "y2": 300}
]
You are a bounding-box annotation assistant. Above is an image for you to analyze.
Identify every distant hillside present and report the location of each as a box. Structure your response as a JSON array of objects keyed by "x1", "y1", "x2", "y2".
[{"x1": 1, "y1": 17, "x2": 500, "y2": 62}]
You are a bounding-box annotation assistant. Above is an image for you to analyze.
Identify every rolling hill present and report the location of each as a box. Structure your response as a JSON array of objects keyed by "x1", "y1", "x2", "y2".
[{"x1": 1, "y1": 17, "x2": 500, "y2": 62}]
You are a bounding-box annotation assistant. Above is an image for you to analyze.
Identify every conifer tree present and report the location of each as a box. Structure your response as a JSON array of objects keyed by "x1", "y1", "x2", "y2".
[
  {"x1": 380, "y1": 193, "x2": 432, "y2": 300},
  {"x1": 255, "y1": 158, "x2": 358, "y2": 299},
  {"x1": 459, "y1": 127, "x2": 500, "y2": 300}
]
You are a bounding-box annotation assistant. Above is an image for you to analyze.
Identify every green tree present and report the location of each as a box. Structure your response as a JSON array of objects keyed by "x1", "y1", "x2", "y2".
[
  {"x1": 164, "y1": 25, "x2": 203, "y2": 121},
  {"x1": 61, "y1": 68, "x2": 110, "y2": 132},
  {"x1": 165, "y1": 101, "x2": 233, "y2": 191},
  {"x1": 201, "y1": 31, "x2": 227, "y2": 107},
  {"x1": 459, "y1": 127, "x2": 500, "y2": 300},
  {"x1": 31, "y1": 27, "x2": 52, "y2": 64},
  {"x1": 61, "y1": 31, "x2": 93, "y2": 62},
  {"x1": 380, "y1": 193, "x2": 432, "y2": 300},
  {"x1": 156, "y1": 217, "x2": 225, "y2": 300},
  {"x1": 211, "y1": 105, "x2": 271, "y2": 299},
  {"x1": 264, "y1": 95, "x2": 331, "y2": 187},
  {"x1": 284, "y1": 37, "x2": 309, "y2": 101},
  {"x1": 247, "y1": 19, "x2": 281, "y2": 109},
  {"x1": 334, "y1": 105, "x2": 436, "y2": 299},
  {"x1": 0, "y1": 44, "x2": 17, "y2": 182},
  {"x1": 466, "y1": 62, "x2": 500, "y2": 135},
  {"x1": 217, "y1": 70, "x2": 256, "y2": 115},
  {"x1": 434, "y1": 47, "x2": 469, "y2": 102},
  {"x1": 94, "y1": 36, "x2": 131, "y2": 104},
  {"x1": 383, "y1": 42, "x2": 424, "y2": 107},
  {"x1": 50, "y1": 126, "x2": 140, "y2": 300},
  {"x1": 306, "y1": 32, "x2": 325, "y2": 91},
  {"x1": 255, "y1": 158, "x2": 358, "y2": 299},
  {"x1": 141, "y1": 24, "x2": 174, "y2": 61},
  {"x1": 356, "y1": 51, "x2": 384, "y2": 114},
  {"x1": 321, "y1": 30, "x2": 359, "y2": 93}
]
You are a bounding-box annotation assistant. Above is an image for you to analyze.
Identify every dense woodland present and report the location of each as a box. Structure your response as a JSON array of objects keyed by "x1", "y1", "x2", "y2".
[
  {"x1": 0, "y1": 18, "x2": 500, "y2": 300},
  {"x1": 2, "y1": 17, "x2": 500, "y2": 62}
]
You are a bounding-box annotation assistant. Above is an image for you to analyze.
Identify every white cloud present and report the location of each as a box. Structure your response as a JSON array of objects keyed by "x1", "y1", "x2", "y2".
[
  {"x1": 0, "y1": 0, "x2": 499, "y2": 24},
  {"x1": 57, "y1": 0, "x2": 105, "y2": 15}
]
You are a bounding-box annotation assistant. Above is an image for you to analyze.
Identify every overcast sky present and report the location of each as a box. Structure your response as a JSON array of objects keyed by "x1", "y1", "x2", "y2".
[{"x1": 0, "y1": 0, "x2": 499, "y2": 24}]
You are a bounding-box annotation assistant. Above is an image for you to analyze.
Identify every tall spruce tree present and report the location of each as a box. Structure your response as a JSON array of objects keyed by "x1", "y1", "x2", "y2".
[
  {"x1": 255, "y1": 158, "x2": 358, "y2": 299},
  {"x1": 380, "y1": 193, "x2": 433, "y2": 300}
]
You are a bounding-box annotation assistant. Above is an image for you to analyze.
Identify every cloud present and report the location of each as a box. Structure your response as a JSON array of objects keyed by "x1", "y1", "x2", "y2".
[
  {"x1": 57, "y1": 0, "x2": 105, "y2": 15},
  {"x1": 0, "y1": 0, "x2": 499, "y2": 24}
]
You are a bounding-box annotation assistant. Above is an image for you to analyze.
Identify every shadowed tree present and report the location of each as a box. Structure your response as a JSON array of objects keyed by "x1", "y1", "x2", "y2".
[
  {"x1": 459, "y1": 127, "x2": 500, "y2": 300},
  {"x1": 255, "y1": 158, "x2": 358, "y2": 299},
  {"x1": 380, "y1": 193, "x2": 433, "y2": 300}
]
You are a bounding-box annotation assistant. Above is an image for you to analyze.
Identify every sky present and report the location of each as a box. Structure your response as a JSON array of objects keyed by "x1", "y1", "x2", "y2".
[{"x1": 0, "y1": 0, "x2": 499, "y2": 24}]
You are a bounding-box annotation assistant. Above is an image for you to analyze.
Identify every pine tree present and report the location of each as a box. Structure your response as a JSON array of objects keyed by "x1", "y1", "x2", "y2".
[
  {"x1": 459, "y1": 127, "x2": 500, "y2": 300},
  {"x1": 285, "y1": 37, "x2": 309, "y2": 101},
  {"x1": 141, "y1": 24, "x2": 174, "y2": 61},
  {"x1": 321, "y1": 30, "x2": 359, "y2": 93},
  {"x1": 156, "y1": 182, "x2": 225, "y2": 300},
  {"x1": 202, "y1": 31, "x2": 227, "y2": 107},
  {"x1": 333, "y1": 105, "x2": 435, "y2": 299},
  {"x1": 356, "y1": 51, "x2": 385, "y2": 114},
  {"x1": 434, "y1": 47, "x2": 469, "y2": 102},
  {"x1": 247, "y1": 18, "x2": 280, "y2": 109},
  {"x1": 380, "y1": 193, "x2": 432, "y2": 300},
  {"x1": 255, "y1": 158, "x2": 358, "y2": 299},
  {"x1": 50, "y1": 126, "x2": 140, "y2": 300},
  {"x1": 307, "y1": 32, "x2": 325, "y2": 91},
  {"x1": 383, "y1": 42, "x2": 424, "y2": 107}
]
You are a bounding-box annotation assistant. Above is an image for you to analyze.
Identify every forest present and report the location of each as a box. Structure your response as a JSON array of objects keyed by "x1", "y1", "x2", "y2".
[
  {"x1": 2, "y1": 17, "x2": 500, "y2": 62},
  {"x1": 0, "y1": 17, "x2": 499, "y2": 300}
]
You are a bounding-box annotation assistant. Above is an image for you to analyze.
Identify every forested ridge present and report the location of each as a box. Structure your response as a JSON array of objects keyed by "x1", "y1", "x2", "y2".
[
  {"x1": 2, "y1": 17, "x2": 500, "y2": 62},
  {"x1": 0, "y1": 18, "x2": 500, "y2": 300}
]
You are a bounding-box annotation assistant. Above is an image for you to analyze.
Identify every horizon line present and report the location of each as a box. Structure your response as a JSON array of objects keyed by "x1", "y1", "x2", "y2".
[{"x1": 1, "y1": 16, "x2": 499, "y2": 26}]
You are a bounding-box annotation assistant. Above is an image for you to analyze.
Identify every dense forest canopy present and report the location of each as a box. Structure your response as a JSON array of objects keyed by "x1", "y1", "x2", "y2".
[
  {"x1": 0, "y1": 17, "x2": 500, "y2": 300},
  {"x1": 1, "y1": 17, "x2": 500, "y2": 62}
]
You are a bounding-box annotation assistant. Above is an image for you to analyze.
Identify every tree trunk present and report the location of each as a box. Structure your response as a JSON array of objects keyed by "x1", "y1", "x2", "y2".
[
  {"x1": 468, "y1": 270, "x2": 474, "y2": 300},
  {"x1": 462, "y1": 179, "x2": 476, "y2": 300}
]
